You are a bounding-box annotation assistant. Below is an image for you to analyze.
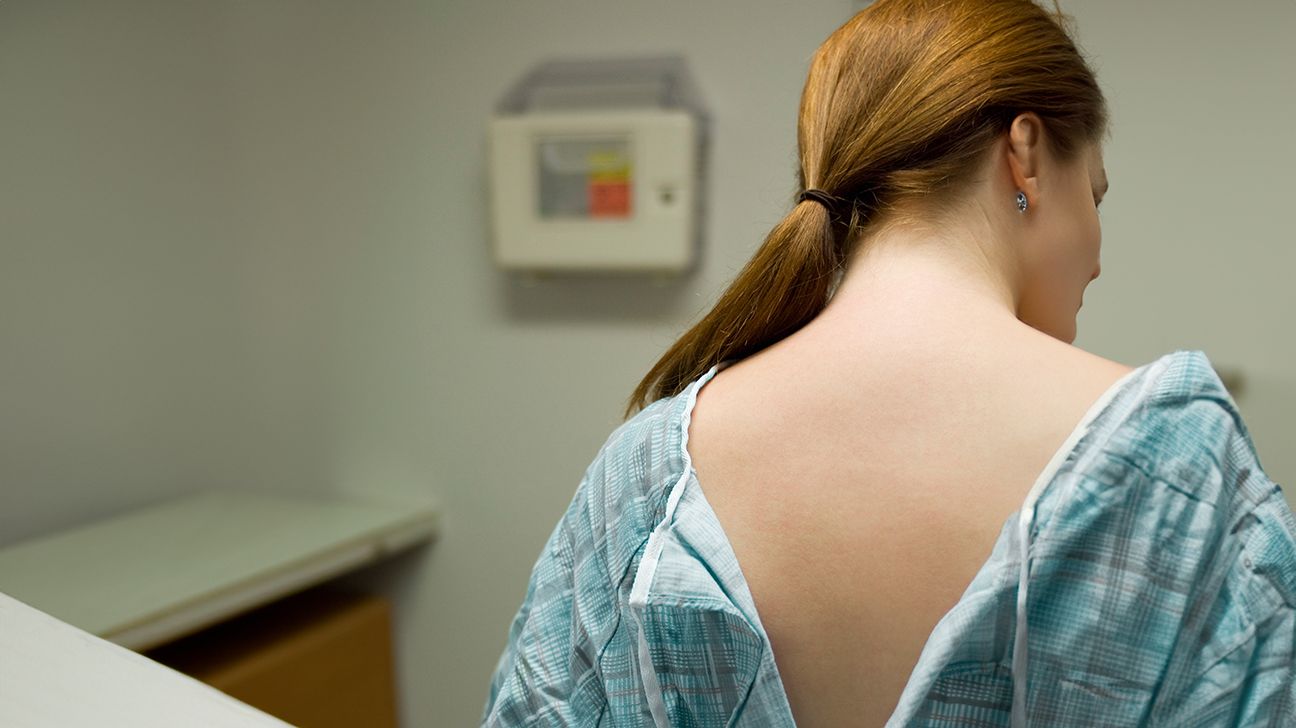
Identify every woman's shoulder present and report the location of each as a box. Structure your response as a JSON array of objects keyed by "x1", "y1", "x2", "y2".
[
  {"x1": 1033, "y1": 347, "x2": 1288, "y2": 574},
  {"x1": 1066, "y1": 347, "x2": 1294, "y2": 602},
  {"x1": 1016, "y1": 350, "x2": 1296, "y2": 722},
  {"x1": 1069, "y1": 348, "x2": 1266, "y2": 490},
  {"x1": 1113, "y1": 349, "x2": 1259, "y2": 466},
  {"x1": 1055, "y1": 345, "x2": 1245, "y2": 448},
  {"x1": 593, "y1": 384, "x2": 697, "y2": 489},
  {"x1": 563, "y1": 380, "x2": 704, "y2": 552}
]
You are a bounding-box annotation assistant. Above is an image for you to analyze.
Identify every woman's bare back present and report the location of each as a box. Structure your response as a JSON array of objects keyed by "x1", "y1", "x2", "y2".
[{"x1": 686, "y1": 333, "x2": 1133, "y2": 727}]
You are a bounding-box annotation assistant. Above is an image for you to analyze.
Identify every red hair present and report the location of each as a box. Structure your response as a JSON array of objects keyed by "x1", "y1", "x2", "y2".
[{"x1": 626, "y1": 0, "x2": 1106, "y2": 417}]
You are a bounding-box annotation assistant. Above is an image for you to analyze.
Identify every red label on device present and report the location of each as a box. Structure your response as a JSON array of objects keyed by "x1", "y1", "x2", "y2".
[{"x1": 589, "y1": 180, "x2": 631, "y2": 218}]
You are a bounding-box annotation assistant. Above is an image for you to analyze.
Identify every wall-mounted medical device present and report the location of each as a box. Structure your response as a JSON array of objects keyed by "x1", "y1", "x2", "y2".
[{"x1": 488, "y1": 56, "x2": 709, "y2": 274}]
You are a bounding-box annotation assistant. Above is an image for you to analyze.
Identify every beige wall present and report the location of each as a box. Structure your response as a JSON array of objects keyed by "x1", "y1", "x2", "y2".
[
  {"x1": 2, "y1": 1, "x2": 1292, "y2": 726},
  {"x1": 0, "y1": 2, "x2": 256, "y2": 542},
  {"x1": 1076, "y1": 1, "x2": 1296, "y2": 487}
]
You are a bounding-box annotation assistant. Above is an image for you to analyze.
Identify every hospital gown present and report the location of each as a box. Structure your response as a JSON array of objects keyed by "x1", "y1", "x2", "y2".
[{"x1": 481, "y1": 349, "x2": 1296, "y2": 726}]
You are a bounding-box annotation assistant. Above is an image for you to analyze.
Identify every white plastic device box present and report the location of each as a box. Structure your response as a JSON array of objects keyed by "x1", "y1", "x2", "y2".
[{"x1": 487, "y1": 57, "x2": 709, "y2": 275}]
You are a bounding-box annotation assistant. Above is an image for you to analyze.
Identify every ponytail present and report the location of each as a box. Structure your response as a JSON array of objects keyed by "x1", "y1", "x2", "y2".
[
  {"x1": 624, "y1": 0, "x2": 1106, "y2": 417},
  {"x1": 624, "y1": 193, "x2": 853, "y2": 418}
]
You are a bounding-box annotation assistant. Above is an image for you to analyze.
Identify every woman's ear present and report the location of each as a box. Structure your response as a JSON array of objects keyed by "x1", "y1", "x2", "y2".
[{"x1": 1006, "y1": 112, "x2": 1044, "y2": 206}]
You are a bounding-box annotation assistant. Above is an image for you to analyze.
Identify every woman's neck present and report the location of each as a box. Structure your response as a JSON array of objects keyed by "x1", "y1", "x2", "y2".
[{"x1": 820, "y1": 228, "x2": 1025, "y2": 338}]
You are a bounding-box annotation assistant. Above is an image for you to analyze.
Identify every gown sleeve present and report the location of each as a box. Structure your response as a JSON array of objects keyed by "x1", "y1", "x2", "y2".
[
  {"x1": 480, "y1": 475, "x2": 608, "y2": 727},
  {"x1": 1073, "y1": 386, "x2": 1296, "y2": 724},
  {"x1": 1142, "y1": 404, "x2": 1296, "y2": 725},
  {"x1": 1020, "y1": 384, "x2": 1296, "y2": 725}
]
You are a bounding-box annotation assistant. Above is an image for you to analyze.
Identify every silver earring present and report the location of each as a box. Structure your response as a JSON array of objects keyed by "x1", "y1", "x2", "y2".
[{"x1": 1016, "y1": 191, "x2": 1028, "y2": 213}]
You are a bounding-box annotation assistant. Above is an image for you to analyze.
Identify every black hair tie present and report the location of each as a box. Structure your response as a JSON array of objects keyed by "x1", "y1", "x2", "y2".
[{"x1": 798, "y1": 188, "x2": 843, "y2": 220}]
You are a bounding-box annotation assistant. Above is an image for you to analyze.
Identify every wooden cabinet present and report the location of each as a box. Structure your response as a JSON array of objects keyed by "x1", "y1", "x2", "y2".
[{"x1": 149, "y1": 588, "x2": 399, "y2": 728}]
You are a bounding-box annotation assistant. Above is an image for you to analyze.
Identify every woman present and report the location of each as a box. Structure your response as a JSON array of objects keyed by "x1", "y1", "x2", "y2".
[{"x1": 483, "y1": 0, "x2": 1296, "y2": 725}]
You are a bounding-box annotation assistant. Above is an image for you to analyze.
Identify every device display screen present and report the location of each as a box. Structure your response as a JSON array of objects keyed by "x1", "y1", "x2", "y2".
[{"x1": 536, "y1": 136, "x2": 633, "y2": 219}]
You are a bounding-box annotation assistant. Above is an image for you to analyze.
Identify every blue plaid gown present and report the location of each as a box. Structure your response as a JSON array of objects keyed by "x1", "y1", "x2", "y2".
[{"x1": 482, "y1": 350, "x2": 1296, "y2": 726}]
